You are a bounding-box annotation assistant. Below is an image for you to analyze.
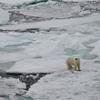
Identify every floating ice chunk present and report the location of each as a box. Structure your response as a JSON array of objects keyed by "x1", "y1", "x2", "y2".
[
  {"x1": 3, "y1": 78, "x2": 25, "y2": 90},
  {"x1": 1, "y1": 13, "x2": 100, "y2": 31},
  {"x1": 0, "y1": 0, "x2": 37, "y2": 5},
  {"x1": 0, "y1": 9, "x2": 9, "y2": 25},
  {"x1": 62, "y1": 0, "x2": 99, "y2": 2},
  {"x1": 7, "y1": 58, "x2": 65, "y2": 73},
  {"x1": 63, "y1": 34, "x2": 86, "y2": 50},
  {"x1": 0, "y1": 52, "x2": 26, "y2": 63},
  {"x1": 73, "y1": 32, "x2": 86, "y2": 37},
  {"x1": 89, "y1": 40, "x2": 100, "y2": 56},
  {"x1": 0, "y1": 78, "x2": 25, "y2": 96},
  {"x1": 8, "y1": 32, "x2": 23, "y2": 36},
  {"x1": 79, "y1": 10, "x2": 91, "y2": 16},
  {"x1": 0, "y1": 97, "x2": 5, "y2": 100}
]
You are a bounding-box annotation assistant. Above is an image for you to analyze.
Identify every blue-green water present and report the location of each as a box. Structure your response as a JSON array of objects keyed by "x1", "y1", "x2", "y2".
[
  {"x1": 0, "y1": 1, "x2": 100, "y2": 100},
  {"x1": 64, "y1": 48, "x2": 97, "y2": 60}
]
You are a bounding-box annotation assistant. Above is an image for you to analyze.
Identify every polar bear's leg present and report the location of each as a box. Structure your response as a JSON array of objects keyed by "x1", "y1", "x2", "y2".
[
  {"x1": 67, "y1": 63, "x2": 72, "y2": 70},
  {"x1": 74, "y1": 58, "x2": 81, "y2": 71},
  {"x1": 74, "y1": 63, "x2": 78, "y2": 71},
  {"x1": 77, "y1": 62, "x2": 81, "y2": 71}
]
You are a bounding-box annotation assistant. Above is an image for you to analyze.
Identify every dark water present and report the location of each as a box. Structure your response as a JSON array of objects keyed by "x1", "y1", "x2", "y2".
[
  {"x1": 0, "y1": 0, "x2": 100, "y2": 100},
  {"x1": 0, "y1": 95, "x2": 33, "y2": 100}
]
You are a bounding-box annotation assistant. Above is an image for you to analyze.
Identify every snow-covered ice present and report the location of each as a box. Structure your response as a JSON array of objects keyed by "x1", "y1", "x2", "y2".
[
  {"x1": 27, "y1": 61, "x2": 100, "y2": 100},
  {"x1": 0, "y1": 0, "x2": 100, "y2": 100},
  {"x1": 5, "y1": 13, "x2": 100, "y2": 73}
]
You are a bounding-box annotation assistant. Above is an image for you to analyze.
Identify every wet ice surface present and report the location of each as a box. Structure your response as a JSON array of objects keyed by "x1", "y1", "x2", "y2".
[
  {"x1": 0, "y1": 0, "x2": 100, "y2": 100},
  {"x1": 27, "y1": 62, "x2": 100, "y2": 100}
]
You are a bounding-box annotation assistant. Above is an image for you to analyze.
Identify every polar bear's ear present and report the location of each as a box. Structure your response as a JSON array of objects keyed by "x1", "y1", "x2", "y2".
[{"x1": 75, "y1": 58, "x2": 78, "y2": 60}]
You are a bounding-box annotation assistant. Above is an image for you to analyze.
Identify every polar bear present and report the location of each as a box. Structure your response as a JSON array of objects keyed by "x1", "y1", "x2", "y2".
[{"x1": 66, "y1": 57, "x2": 81, "y2": 71}]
